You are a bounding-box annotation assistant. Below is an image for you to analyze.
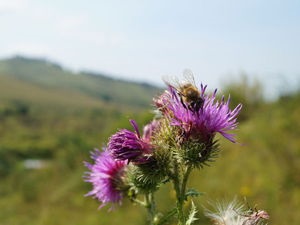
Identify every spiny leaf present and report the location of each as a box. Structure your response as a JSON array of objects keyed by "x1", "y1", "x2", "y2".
[
  {"x1": 186, "y1": 201, "x2": 198, "y2": 225},
  {"x1": 185, "y1": 188, "x2": 204, "y2": 200}
]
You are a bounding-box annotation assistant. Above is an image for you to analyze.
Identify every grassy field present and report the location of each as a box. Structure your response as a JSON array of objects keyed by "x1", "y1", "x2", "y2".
[{"x1": 0, "y1": 56, "x2": 299, "y2": 225}]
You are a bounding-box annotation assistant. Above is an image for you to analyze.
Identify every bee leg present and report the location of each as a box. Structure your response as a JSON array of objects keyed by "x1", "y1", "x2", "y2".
[
  {"x1": 179, "y1": 96, "x2": 188, "y2": 110},
  {"x1": 187, "y1": 103, "x2": 195, "y2": 112}
]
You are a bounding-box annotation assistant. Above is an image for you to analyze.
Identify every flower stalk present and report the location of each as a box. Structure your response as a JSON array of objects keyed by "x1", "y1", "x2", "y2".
[
  {"x1": 145, "y1": 193, "x2": 156, "y2": 225},
  {"x1": 172, "y1": 158, "x2": 185, "y2": 224},
  {"x1": 172, "y1": 163, "x2": 193, "y2": 225}
]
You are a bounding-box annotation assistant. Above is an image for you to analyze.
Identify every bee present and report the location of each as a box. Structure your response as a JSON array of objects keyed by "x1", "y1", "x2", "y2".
[{"x1": 165, "y1": 69, "x2": 204, "y2": 112}]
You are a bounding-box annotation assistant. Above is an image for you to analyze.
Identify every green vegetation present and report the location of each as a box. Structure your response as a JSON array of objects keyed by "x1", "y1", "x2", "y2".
[
  {"x1": 0, "y1": 56, "x2": 299, "y2": 225},
  {"x1": 0, "y1": 56, "x2": 160, "y2": 110}
]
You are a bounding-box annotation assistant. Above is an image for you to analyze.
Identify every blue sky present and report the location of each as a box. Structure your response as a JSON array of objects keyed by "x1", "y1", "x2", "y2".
[{"x1": 0, "y1": 0, "x2": 299, "y2": 99}]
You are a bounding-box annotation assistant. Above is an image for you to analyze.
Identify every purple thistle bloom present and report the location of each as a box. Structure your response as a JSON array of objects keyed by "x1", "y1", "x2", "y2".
[
  {"x1": 161, "y1": 85, "x2": 242, "y2": 143},
  {"x1": 154, "y1": 90, "x2": 173, "y2": 115},
  {"x1": 108, "y1": 120, "x2": 153, "y2": 163},
  {"x1": 142, "y1": 120, "x2": 160, "y2": 142},
  {"x1": 84, "y1": 149, "x2": 127, "y2": 209}
]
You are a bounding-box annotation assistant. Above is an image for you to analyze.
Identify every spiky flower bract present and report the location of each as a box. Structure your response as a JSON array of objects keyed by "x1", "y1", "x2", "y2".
[
  {"x1": 84, "y1": 149, "x2": 127, "y2": 209},
  {"x1": 108, "y1": 120, "x2": 153, "y2": 163},
  {"x1": 127, "y1": 160, "x2": 166, "y2": 192}
]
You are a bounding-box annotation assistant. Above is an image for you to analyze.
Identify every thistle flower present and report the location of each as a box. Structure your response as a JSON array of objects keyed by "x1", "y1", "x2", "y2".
[
  {"x1": 204, "y1": 199, "x2": 269, "y2": 225},
  {"x1": 142, "y1": 119, "x2": 160, "y2": 142},
  {"x1": 158, "y1": 85, "x2": 242, "y2": 143},
  {"x1": 108, "y1": 120, "x2": 153, "y2": 163},
  {"x1": 153, "y1": 90, "x2": 173, "y2": 115},
  {"x1": 84, "y1": 149, "x2": 127, "y2": 209},
  {"x1": 204, "y1": 199, "x2": 246, "y2": 225}
]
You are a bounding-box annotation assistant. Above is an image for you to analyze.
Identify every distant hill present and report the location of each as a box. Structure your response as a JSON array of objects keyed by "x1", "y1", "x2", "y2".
[{"x1": 0, "y1": 55, "x2": 161, "y2": 110}]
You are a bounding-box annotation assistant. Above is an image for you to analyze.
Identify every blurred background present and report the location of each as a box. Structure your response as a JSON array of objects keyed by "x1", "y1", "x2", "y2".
[{"x1": 0, "y1": 1, "x2": 299, "y2": 224}]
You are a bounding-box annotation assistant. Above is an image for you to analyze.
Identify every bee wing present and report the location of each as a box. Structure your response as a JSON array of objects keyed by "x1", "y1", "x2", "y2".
[
  {"x1": 162, "y1": 75, "x2": 180, "y2": 88},
  {"x1": 182, "y1": 69, "x2": 196, "y2": 85}
]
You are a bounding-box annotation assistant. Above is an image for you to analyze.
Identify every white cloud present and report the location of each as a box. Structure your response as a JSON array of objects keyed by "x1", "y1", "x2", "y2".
[
  {"x1": 80, "y1": 30, "x2": 125, "y2": 47},
  {"x1": 7, "y1": 42, "x2": 53, "y2": 57},
  {"x1": 58, "y1": 14, "x2": 88, "y2": 33},
  {"x1": 57, "y1": 16, "x2": 125, "y2": 48},
  {"x1": 0, "y1": 0, "x2": 28, "y2": 13}
]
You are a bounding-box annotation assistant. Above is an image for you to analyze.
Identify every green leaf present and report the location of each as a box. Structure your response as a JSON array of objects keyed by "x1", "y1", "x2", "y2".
[
  {"x1": 186, "y1": 201, "x2": 198, "y2": 225},
  {"x1": 156, "y1": 208, "x2": 177, "y2": 225},
  {"x1": 185, "y1": 188, "x2": 204, "y2": 200}
]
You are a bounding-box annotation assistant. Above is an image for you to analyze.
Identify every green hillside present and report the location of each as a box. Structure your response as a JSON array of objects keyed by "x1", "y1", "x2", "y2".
[
  {"x1": 0, "y1": 56, "x2": 160, "y2": 110},
  {"x1": 0, "y1": 57, "x2": 299, "y2": 225}
]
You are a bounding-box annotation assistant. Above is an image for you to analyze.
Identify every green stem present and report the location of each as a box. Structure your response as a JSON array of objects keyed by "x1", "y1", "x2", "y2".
[
  {"x1": 173, "y1": 163, "x2": 193, "y2": 225},
  {"x1": 181, "y1": 165, "x2": 192, "y2": 200},
  {"x1": 171, "y1": 158, "x2": 185, "y2": 225},
  {"x1": 176, "y1": 198, "x2": 185, "y2": 225},
  {"x1": 145, "y1": 193, "x2": 156, "y2": 225}
]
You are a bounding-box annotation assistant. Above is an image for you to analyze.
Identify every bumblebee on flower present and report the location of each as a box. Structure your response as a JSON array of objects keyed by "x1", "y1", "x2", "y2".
[
  {"x1": 155, "y1": 83, "x2": 242, "y2": 144},
  {"x1": 153, "y1": 78, "x2": 242, "y2": 167}
]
